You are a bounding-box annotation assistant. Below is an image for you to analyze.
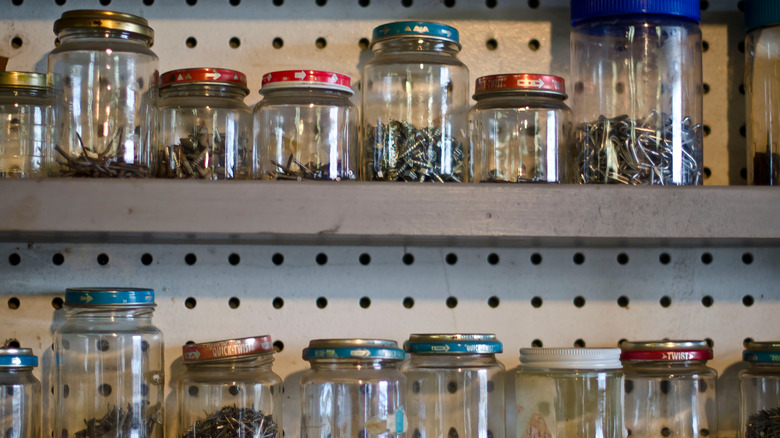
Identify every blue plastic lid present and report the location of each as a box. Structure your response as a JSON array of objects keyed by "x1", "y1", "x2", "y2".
[
  {"x1": 0, "y1": 348, "x2": 38, "y2": 368},
  {"x1": 371, "y1": 21, "x2": 459, "y2": 45},
  {"x1": 303, "y1": 339, "x2": 405, "y2": 361},
  {"x1": 571, "y1": 0, "x2": 701, "y2": 25},
  {"x1": 745, "y1": 0, "x2": 780, "y2": 31},
  {"x1": 743, "y1": 341, "x2": 780, "y2": 363},
  {"x1": 405, "y1": 334, "x2": 503, "y2": 354},
  {"x1": 65, "y1": 288, "x2": 155, "y2": 306}
]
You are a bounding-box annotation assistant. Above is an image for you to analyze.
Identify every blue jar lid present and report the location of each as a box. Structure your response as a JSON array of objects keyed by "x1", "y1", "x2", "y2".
[
  {"x1": 0, "y1": 348, "x2": 38, "y2": 368},
  {"x1": 65, "y1": 288, "x2": 155, "y2": 306},
  {"x1": 743, "y1": 341, "x2": 780, "y2": 363},
  {"x1": 745, "y1": 0, "x2": 780, "y2": 31},
  {"x1": 571, "y1": 0, "x2": 701, "y2": 25},
  {"x1": 303, "y1": 339, "x2": 405, "y2": 361},
  {"x1": 405, "y1": 334, "x2": 503, "y2": 354},
  {"x1": 371, "y1": 21, "x2": 459, "y2": 45}
]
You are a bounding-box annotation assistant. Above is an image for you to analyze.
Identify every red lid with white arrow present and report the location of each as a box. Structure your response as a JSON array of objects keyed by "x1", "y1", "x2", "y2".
[
  {"x1": 160, "y1": 68, "x2": 249, "y2": 94},
  {"x1": 474, "y1": 73, "x2": 566, "y2": 98},
  {"x1": 182, "y1": 335, "x2": 274, "y2": 363},
  {"x1": 620, "y1": 340, "x2": 713, "y2": 362},
  {"x1": 260, "y1": 70, "x2": 353, "y2": 94}
]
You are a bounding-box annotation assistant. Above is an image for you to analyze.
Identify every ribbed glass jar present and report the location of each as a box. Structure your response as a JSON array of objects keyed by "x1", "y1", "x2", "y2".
[
  {"x1": 0, "y1": 348, "x2": 40, "y2": 438},
  {"x1": 740, "y1": 341, "x2": 780, "y2": 438}
]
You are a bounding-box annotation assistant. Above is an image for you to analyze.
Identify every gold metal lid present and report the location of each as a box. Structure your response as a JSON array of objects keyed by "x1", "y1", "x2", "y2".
[
  {"x1": 0, "y1": 72, "x2": 49, "y2": 90},
  {"x1": 53, "y1": 10, "x2": 154, "y2": 42}
]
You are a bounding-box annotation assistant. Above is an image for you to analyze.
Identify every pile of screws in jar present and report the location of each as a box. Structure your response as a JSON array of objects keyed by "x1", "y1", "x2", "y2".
[
  {"x1": 267, "y1": 153, "x2": 353, "y2": 181},
  {"x1": 74, "y1": 403, "x2": 160, "y2": 438},
  {"x1": 55, "y1": 129, "x2": 151, "y2": 178},
  {"x1": 745, "y1": 407, "x2": 780, "y2": 438},
  {"x1": 182, "y1": 405, "x2": 278, "y2": 438},
  {"x1": 158, "y1": 124, "x2": 248, "y2": 180}
]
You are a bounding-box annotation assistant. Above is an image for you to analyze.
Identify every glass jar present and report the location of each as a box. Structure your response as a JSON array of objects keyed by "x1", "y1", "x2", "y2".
[
  {"x1": 53, "y1": 288, "x2": 164, "y2": 438},
  {"x1": 745, "y1": 0, "x2": 780, "y2": 185},
  {"x1": 254, "y1": 70, "x2": 357, "y2": 180},
  {"x1": 0, "y1": 348, "x2": 40, "y2": 438},
  {"x1": 469, "y1": 74, "x2": 571, "y2": 183},
  {"x1": 621, "y1": 340, "x2": 717, "y2": 438},
  {"x1": 570, "y1": 1, "x2": 703, "y2": 185},
  {"x1": 178, "y1": 336, "x2": 282, "y2": 438},
  {"x1": 156, "y1": 68, "x2": 251, "y2": 180},
  {"x1": 740, "y1": 341, "x2": 780, "y2": 438},
  {"x1": 361, "y1": 21, "x2": 469, "y2": 182},
  {"x1": 515, "y1": 348, "x2": 623, "y2": 438},
  {"x1": 48, "y1": 10, "x2": 158, "y2": 178},
  {"x1": 301, "y1": 339, "x2": 407, "y2": 438},
  {"x1": 0, "y1": 72, "x2": 53, "y2": 178},
  {"x1": 402, "y1": 334, "x2": 505, "y2": 438}
]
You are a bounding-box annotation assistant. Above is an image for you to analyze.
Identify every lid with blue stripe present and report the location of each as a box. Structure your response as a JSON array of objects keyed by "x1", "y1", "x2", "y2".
[
  {"x1": 571, "y1": 0, "x2": 701, "y2": 25},
  {"x1": 371, "y1": 21, "x2": 459, "y2": 46},
  {"x1": 745, "y1": 0, "x2": 780, "y2": 32},
  {"x1": 303, "y1": 339, "x2": 405, "y2": 361},
  {"x1": 65, "y1": 288, "x2": 155, "y2": 306},
  {"x1": 405, "y1": 333, "x2": 503, "y2": 354},
  {"x1": 0, "y1": 348, "x2": 38, "y2": 368},
  {"x1": 743, "y1": 341, "x2": 780, "y2": 363}
]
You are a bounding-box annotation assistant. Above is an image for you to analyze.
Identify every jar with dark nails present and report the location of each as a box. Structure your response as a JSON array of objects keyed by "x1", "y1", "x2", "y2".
[{"x1": 740, "y1": 341, "x2": 780, "y2": 438}]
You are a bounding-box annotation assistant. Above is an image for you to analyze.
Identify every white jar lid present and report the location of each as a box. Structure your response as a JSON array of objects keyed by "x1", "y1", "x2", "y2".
[{"x1": 520, "y1": 347, "x2": 622, "y2": 369}]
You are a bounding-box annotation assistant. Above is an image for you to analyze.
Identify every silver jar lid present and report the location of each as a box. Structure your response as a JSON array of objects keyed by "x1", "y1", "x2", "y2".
[
  {"x1": 404, "y1": 333, "x2": 502, "y2": 354},
  {"x1": 0, "y1": 348, "x2": 38, "y2": 368},
  {"x1": 520, "y1": 347, "x2": 622, "y2": 369},
  {"x1": 303, "y1": 338, "x2": 404, "y2": 361}
]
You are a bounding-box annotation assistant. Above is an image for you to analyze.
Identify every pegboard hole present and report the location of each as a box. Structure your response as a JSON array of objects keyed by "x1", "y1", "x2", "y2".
[
  {"x1": 54, "y1": 38, "x2": 61, "y2": 47},
  {"x1": 705, "y1": 338, "x2": 714, "y2": 348},
  {"x1": 228, "y1": 297, "x2": 240, "y2": 309},
  {"x1": 96, "y1": 339, "x2": 109, "y2": 351},
  {"x1": 11, "y1": 0, "x2": 22, "y2": 5},
  {"x1": 742, "y1": 252, "x2": 754, "y2": 264},
  {"x1": 573, "y1": 296, "x2": 586, "y2": 308},
  {"x1": 185, "y1": 253, "x2": 197, "y2": 265},
  {"x1": 7, "y1": 297, "x2": 20, "y2": 310},
  {"x1": 401, "y1": 0, "x2": 413, "y2": 6},
  {"x1": 660, "y1": 296, "x2": 672, "y2": 308},
  {"x1": 744, "y1": 337, "x2": 754, "y2": 347},
  {"x1": 228, "y1": 253, "x2": 241, "y2": 265},
  {"x1": 52, "y1": 297, "x2": 64, "y2": 309},
  {"x1": 444, "y1": 0, "x2": 455, "y2": 7},
  {"x1": 186, "y1": 37, "x2": 197, "y2": 48},
  {"x1": 485, "y1": 0, "x2": 497, "y2": 7},
  {"x1": 228, "y1": 385, "x2": 240, "y2": 396},
  {"x1": 229, "y1": 37, "x2": 241, "y2": 49},
  {"x1": 184, "y1": 297, "x2": 197, "y2": 309},
  {"x1": 617, "y1": 253, "x2": 629, "y2": 265},
  {"x1": 273, "y1": 37, "x2": 284, "y2": 49},
  {"x1": 316, "y1": 0, "x2": 327, "y2": 4},
  {"x1": 4, "y1": 339, "x2": 20, "y2": 348},
  {"x1": 56, "y1": 0, "x2": 66, "y2": 4},
  {"x1": 701, "y1": 252, "x2": 713, "y2": 265},
  {"x1": 52, "y1": 253, "x2": 65, "y2": 265},
  {"x1": 573, "y1": 252, "x2": 585, "y2": 264},
  {"x1": 738, "y1": 40, "x2": 745, "y2": 53},
  {"x1": 11, "y1": 37, "x2": 23, "y2": 49},
  {"x1": 96, "y1": 253, "x2": 109, "y2": 266},
  {"x1": 702, "y1": 40, "x2": 709, "y2": 52},
  {"x1": 272, "y1": 253, "x2": 284, "y2": 265},
  {"x1": 574, "y1": 339, "x2": 586, "y2": 348},
  {"x1": 741, "y1": 167, "x2": 748, "y2": 180},
  {"x1": 316, "y1": 297, "x2": 328, "y2": 309},
  {"x1": 486, "y1": 39, "x2": 498, "y2": 51},
  {"x1": 272, "y1": 297, "x2": 284, "y2": 309},
  {"x1": 446, "y1": 296, "x2": 458, "y2": 309},
  {"x1": 358, "y1": 38, "x2": 370, "y2": 50},
  {"x1": 186, "y1": 0, "x2": 197, "y2": 5},
  {"x1": 358, "y1": 0, "x2": 369, "y2": 5},
  {"x1": 98, "y1": 384, "x2": 112, "y2": 397},
  {"x1": 140, "y1": 253, "x2": 153, "y2": 265},
  {"x1": 359, "y1": 296, "x2": 371, "y2": 309},
  {"x1": 702, "y1": 83, "x2": 710, "y2": 94},
  {"x1": 403, "y1": 297, "x2": 415, "y2": 309},
  {"x1": 273, "y1": 0, "x2": 283, "y2": 5},
  {"x1": 659, "y1": 252, "x2": 671, "y2": 264},
  {"x1": 739, "y1": 83, "x2": 746, "y2": 95},
  {"x1": 316, "y1": 253, "x2": 328, "y2": 265},
  {"x1": 315, "y1": 37, "x2": 327, "y2": 49},
  {"x1": 703, "y1": 125, "x2": 711, "y2": 136},
  {"x1": 143, "y1": 0, "x2": 154, "y2": 5},
  {"x1": 531, "y1": 339, "x2": 543, "y2": 347},
  {"x1": 617, "y1": 296, "x2": 629, "y2": 308},
  {"x1": 403, "y1": 253, "x2": 415, "y2": 265},
  {"x1": 445, "y1": 253, "x2": 458, "y2": 265},
  {"x1": 701, "y1": 295, "x2": 714, "y2": 307},
  {"x1": 700, "y1": 0, "x2": 708, "y2": 10},
  {"x1": 528, "y1": 0, "x2": 539, "y2": 7},
  {"x1": 487, "y1": 253, "x2": 499, "y2": 265},
  {"x1": 8, "y1": 253, "x2": 20, "y2": 266},
  {"x1": 359, "y1": 253, "x2": 371, "y2": 265},
  {"x1": 661, "y1": 427, "x2": 672, "y2": 437},
  {"x1": 531, "y1": 296, "x2": 543, "y2": 308},
  {"x1": 487, "y1": 296, "x2": 500, "y2": 308},
  {"x1": 743, "y1": 295, "x2": 755, "y2": 307},
  {"x1": 273, "y1": 340, "x2": 284, "y2": 352},
  {"x1": 528, "y1": 39, "x2": 540, "y2": 51},
  {"x1": 99, "y1": 0, "x2": 110, "y2": 5},
  {"x1": 703, "y1": 167, "x2": 711, "y2": 178},
  {"x1": 530, "y1": 253, "x2": 542, "y2": 265}
]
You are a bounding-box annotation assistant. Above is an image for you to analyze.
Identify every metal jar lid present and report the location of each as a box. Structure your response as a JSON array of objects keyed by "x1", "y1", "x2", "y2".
[
  {"x1": 183, "y1": 335, "x2": 274, "y2": 363},
  {"x1": 260, "y1": 70, "x2": 353, "y2": 94},
  {"x1": 303, "y1": 339, "x2": 405, "y2": 361},
  {"x1": 744, "y1": 341, "x2": 780, "y2": 363},
  {"x1": 0, "y1": 72, "x2": 48, "y2": 90},
  {"x1": 520, "y1": 347, "x2": 622, "y2": 370},
  {"x1": 160, "y1": 67, "x2": 249, "y2": 95},
  {"x1": 404, "y1": 333, "x2": 502, "y2": 354},
  {"x1": 371, "y1": 21, "x2": 460, "y2": 47},
  {"x1": 65, "y1": 287, "x2": 155, "y2": 307},
  {"x1": 53, "y1": 10, "x2": 154, "y2": 42},
  {"x1": 620, "y1": 340, "x2": 713, "y2": 362},
  {"x1": 474, "y1": 73, "x2": 567, "y2": 99},
  {"x1": 0, "y1": 348, "x2": 38, "y2": 368}
]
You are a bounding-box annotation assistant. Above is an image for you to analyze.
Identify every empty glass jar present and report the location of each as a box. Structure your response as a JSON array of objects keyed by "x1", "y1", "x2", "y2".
[
  {"x1": 740, "y1": 341, "x2": 780, "y2": 438},
  {"x1": 0, "y1": 348, "x2": 40, "y2": 438},
  {"x1": 301, "y1": 339, "x2": 406, "y2": 438},
  {"x1": 403, "y1": 334, "x2": 505, "y2": 438}
]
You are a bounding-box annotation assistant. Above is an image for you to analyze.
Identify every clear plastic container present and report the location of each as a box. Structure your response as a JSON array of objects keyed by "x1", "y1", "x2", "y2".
[
  {"x1": 745, "y1": 0, "x2": 780, "y2": 185},
  {"x1": 254, "y1": 70, "x2": 357, "y2": 180},
  {"x1": 0, "y1": 348, "x2": 40, "y2": 438},
  {"x1": 301, "y1": 339, "x2": 407, "y2": 438},
  {"x1": 402, "y1": 334, "x2": 505, "y2": 438},
  {"x1": 469, "y1": 74, "x2": 571, "y2": 183},
  {"x1": 515, "y1": 348, "x2": 623, "y2": 438},
  {"x1": 178, "y1": 336, "x2": 282, "y2": 438},
  {"x1": 0, "y1": 72, "x2": 53, "y2": 178},
  {"x1": 621, "y1": 340, "x2": 717, "y2": 438},
  {"x1": 361, "y1": 21, "x2": 469, "y2": 182},
  {"x1": 53, "y1": 288, "x2": 164, "y2": 438},
  {"x1": 570, "y1": 1, "x2": 703, "y2": 185},
  {"x1": 740, "y1": 341, "x2": 780, "y2": 438},
  {"x1": 48, "y1": 10, "x2": 158, "y2": 178},
  {"x1": 156, "y1": 68, "x2": 251, "y2": 179}
]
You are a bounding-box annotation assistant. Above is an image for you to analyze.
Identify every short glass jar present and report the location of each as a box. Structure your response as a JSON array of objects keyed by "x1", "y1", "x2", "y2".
[
  {"x1": 178, "y1": 336, "x2": 282, "y2": 438},
  {"x1": 403, "y1": 334, "x2": 505, "y2": 438},
  {"x1": 621, "y1": 340, "x2": 717, "y2": 438},
  {"x1": 254, "y1": 70, "x2": 357, "y2": 180},
  {"x1": 515, "y1": 348, "x2": 623, "y2": 438},
  {"x1": 156, "y1": 68, "x2": 251, "y2": 179},
  {"x1": 740, "y1": 341, "x2": 780, "y2": 438},
  {"x1": 0, "y1": 348, "x2": 40, "y2": 438},
  {"x1": 469, "y1": 74, "x2": 571, "y2": 183},
  {"x1": 48, "y1": 10, "x2": 158, "y2": 178},
  {"x1": 361, "y1": 21, "x2": 469, "y2": 182},
  {"x1": 301, "y1": 339, "x2": 406, "y2": 438},
  {"x1": 0, "y1": 72, "x2": 53, "y2": 178},
  {"x1": 53, "y1": 288, "x2": 164, "y2": 438}
]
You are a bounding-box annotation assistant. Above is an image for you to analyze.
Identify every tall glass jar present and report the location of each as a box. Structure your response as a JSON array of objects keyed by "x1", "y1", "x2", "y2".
[
  {"x1": 0, "y1": 348, "x2": 40, "y2": 438},
  {"x1": 53, "y1": 288, "x2": 164, "y2": 438},
  {"x1": 740, "y1": 341, "x2": 780, "y2": 438},
  {"x1": 570, "y1": 1, "x2": 703, "y2": 185},
  {"x1": 156, "y1": 68, "x2": 251, "y2": 179},
  {"x1": 469, "y1": 74, "x2": 571, "y2": 183},
  {"x1": 361, "y1": 21, "x2": 469, "y2": 182},
  {"x1": 621, "y1": 340, "x2": 717, "y2": 438},
  {"x1": 254, "y1": 70, "x2": 357, "y2": 180},
  {"x1": 515, "y1": 348, "x2": 623, "y2": 438},
  {"x1": 178, "y1": 336, "x2": 282, "y2": 438},
  {"x1": 48, "y1": 10, "x2": 158, "y2": 178},
  {"x1": 301, "y1": 339, "x2": 407, "y2": 438},
  {"x1": 745, "y1": 0, "x2": 780, "y2": 185},
  {"x1": 0, "y1": 72, "x2": 53, "y2": 178},
  {"x1": 402, "y1": 334, "x2": 505, "y2": 438}
]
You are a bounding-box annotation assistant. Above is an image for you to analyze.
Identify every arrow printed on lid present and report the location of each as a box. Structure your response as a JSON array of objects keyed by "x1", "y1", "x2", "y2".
[
  {"x1": 413, "y1": 25, "x2": 429, "y2": 33},
  {"x1": 177, "y1": 74, "x2": 184, "y2": 81},
  {"x1": 81, "y1": 293, "x2": 93, "y2": 303},
  {"x1": 294, "y1": 71, "x2": 307, "y2": 80},
  {"x1": 441, "y1": 29, "x2": 452, "y2": 37},
  {"x1": 205, "y1": 71, "x2": 221, "y2": 80},
  {"x1": 379, "y1": 26, "x2": 390, "y2": 35}
]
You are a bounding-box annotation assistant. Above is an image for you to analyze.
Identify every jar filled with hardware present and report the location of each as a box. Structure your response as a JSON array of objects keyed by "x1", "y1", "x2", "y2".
[
  {"x1": 621, "y1": 340, "x2": 717, "y2": 438},
  {"x1": 745, "y1": 0, "x2": 780, "y2": 185},
  {"x1": 254, "y1": 70, "x2": 357, "y2": 180},
  {"x1": 0, "y1": 72, "x2": 53, "y2": 178},
  {"x1": 48, "y1": 10, "x2": 158, "y2": 178},
  {"x1": 178, "y1": 336, "x2": 281, "y2": 438},
  {"x1": 0, "y1": 348, "x2": 40, "y2": 438},
  {"x1": 515, "y1": 348, "x2": 623, "y2": 438},
  {"x1": 469, "y1": 74, "x2": 572, "y2": 183},
  {"x1": 53, "y1": 288, "x2": 164, "y2": 438},
  {"x1": 403, "y1": 334, "x2": 505, "y2": 438},
  {"x1": 570, "y1": 1, "x2": 703, "y2": 185},
  {"x1": 156, "y1": 68, "x2": 251, "y2": 179},
  {"x1": 301, "y1": 339, "x2": 407, "y2": 438},
  {"x1": 361, "y1": 21, "x2": 469, "y2": 182},
  {"x1": 740, "y1": 341, "x2": 780, "y2": 438}
]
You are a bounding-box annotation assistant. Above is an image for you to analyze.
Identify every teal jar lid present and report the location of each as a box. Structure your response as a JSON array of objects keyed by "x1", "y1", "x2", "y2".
[
  {"x1": 371, "y1": 21, "x2": 459, "y2": 46},
  {"x1": 65, "y1": 288, "x2": 155, "y2": 306},
  {"x1": 745, "y1": 0, "x2": 780, "y2": 31}
]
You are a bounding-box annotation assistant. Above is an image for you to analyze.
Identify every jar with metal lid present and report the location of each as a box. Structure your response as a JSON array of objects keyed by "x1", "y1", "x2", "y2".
[
  {"x1": 361, "y1": 21, "x2": 469, "y2": 182},
  {"x1": 740, "y1": 341, "x2": 780, "y2": 438},
  {"x1": 178, "y1": 336, "x2": 282, "y2": 438},
  {"x1": 48, "y1": 10, "x2": 158, "y2": 178},
  {"x1": 621, "y1": 340, "x2": 717, "y2": 438},
  {"x1": 469, "y1": 74, "x2": 571, "y2": 183},
  {"x1": 0, "y1": 72, "x2": 53, "y2": 178},
  {"x1": 515, "y1": 348, "x2": 623, "y2": 438},
  {"x1": 0, "y1": 348, "x2": 40, "y2": 438},
  {"x1": 570, "y1": 0, "x2": 703, "y2": 185},
  {"x1": 402, "y1": 334, "x2": 505, "y2": 438},
  {"x1": 156, "y1": 68, "x2": 251, "y2": 180},
  {"x1": 254, "y1": 70, "x2": 357, "y2": 180},
  {"x1": 53, "y1": 288, "x2": 164, "y2": 438},
  {"x1": 301, "y1": 339, "x2": 407, "y2": 437}
]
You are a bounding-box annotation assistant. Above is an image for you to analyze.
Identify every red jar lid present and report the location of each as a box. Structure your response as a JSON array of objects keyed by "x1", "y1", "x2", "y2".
[
  {"x1": 160, "y1": 67, "x2": 248, "y2": 94},
  {"x1": 260, "y1": 70, "x2": 353, "y2": 94},
  {"x1": 620, "y1": 340, "x2": 713, "y2": 362},
  {"x1": 474, "y1": 73, "x2": 566, "y2": 97},
  {"x1": 182, "y1": 335, "x2": 273, "y2": 363}
]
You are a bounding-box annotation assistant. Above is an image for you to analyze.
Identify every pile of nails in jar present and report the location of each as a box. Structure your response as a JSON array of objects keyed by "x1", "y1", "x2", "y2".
[{"x1": 2, "y1": 288, "x2": 779, "y2": 438}]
